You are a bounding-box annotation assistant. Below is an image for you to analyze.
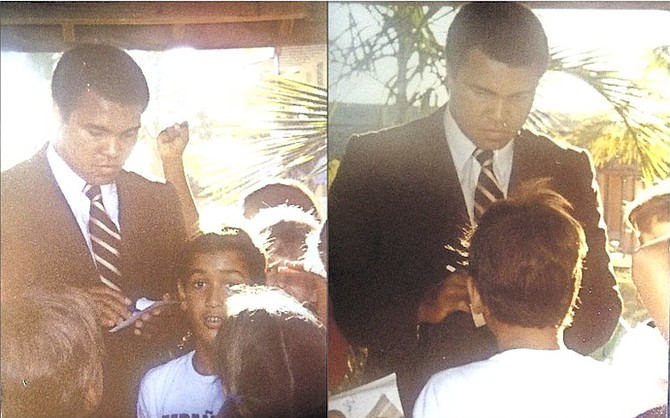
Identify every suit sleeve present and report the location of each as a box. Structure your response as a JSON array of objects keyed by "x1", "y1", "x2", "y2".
[
  {"x1": 562, "y1": 150, "x2": 622, "y2": 354},
  {"x1": 328, "y1": 134, "x2": 423, "y2": 353},
  {"x1": 151, "y1": 181, "x2": 186, "y2": 294}
]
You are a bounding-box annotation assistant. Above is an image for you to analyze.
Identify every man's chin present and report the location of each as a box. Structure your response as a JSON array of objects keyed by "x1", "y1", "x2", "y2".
[
  {"x1": 86, "y1": 169, "x2": 122, "y2": 185},
  {"x1": 474, "y1": 135, "x2": 514, "y2": 150}
]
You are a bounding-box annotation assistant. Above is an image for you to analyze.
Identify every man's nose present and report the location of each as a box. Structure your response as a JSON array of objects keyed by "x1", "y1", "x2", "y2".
[
  {"x1": 100, "y1": 137, "x2": 122, "y2": 158},
  {"x1": 489, "y1": 97, "x2": 508, "y2": 123}
]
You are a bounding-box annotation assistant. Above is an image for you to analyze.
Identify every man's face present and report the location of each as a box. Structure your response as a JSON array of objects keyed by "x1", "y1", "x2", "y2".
[
  {"x1": 447, "y1": 48, "x2": 542, "y2": 150},
  {"x1": 178, "y1": 250, "x2": 252, "y2": 348},
  {"x1": 54, "y1": 90, "x2": 142, "y2": 185}
]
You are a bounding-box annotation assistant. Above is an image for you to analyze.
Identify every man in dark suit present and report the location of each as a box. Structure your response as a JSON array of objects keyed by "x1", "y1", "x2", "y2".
[
  {"x1": 1, "y1": 44, "x2": 186, "y2": 417},
  {"x1": 329, "y1": 2, "x2": 622, "y2": 415}
]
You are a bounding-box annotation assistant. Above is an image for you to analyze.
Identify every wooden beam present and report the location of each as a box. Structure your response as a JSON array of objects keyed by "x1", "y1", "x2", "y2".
[
  {"x1": 0, "y1": 2, "x2": 326, "y2": 51},
  {"x1": 0, "y1": 2, "x2": 310, "y2": 26}
]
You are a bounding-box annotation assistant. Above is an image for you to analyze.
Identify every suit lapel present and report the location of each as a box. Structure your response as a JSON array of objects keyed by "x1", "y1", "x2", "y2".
[
  {"x1": 116, "y1": 171, "x2": 138, "y2": 292},
  {"x1": 33, "y1": 148, "x2": 99, "y2": 283},
  {"x1": 509, "y1": 132, "x2": 538, "y2": 192},
  {"x1": 423, "y1": 106, "x2": 469, "y2": 223}
]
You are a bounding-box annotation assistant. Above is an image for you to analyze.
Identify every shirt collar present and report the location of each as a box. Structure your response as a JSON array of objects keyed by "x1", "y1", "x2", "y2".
[
  {"x1": 444, "y1": 104, "x2": 515, "y2": 174},
  {"x1": 47, "y1": 141, "x2": 87, "y2": 197},
  {"x1": 46, "y1": 142, "x2": 118, "y2": 196},
  {"x1": 444, "y1": 104, "x2": 476, "y2": 179}
]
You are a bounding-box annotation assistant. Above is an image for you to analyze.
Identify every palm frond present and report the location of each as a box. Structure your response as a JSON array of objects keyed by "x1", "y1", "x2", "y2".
[
  {"x1": 189, "y1": 75, "x2": 327, "y2": 209},
  {"x1": 540, "y1": 48, "x2": 670, "y2": 181}
]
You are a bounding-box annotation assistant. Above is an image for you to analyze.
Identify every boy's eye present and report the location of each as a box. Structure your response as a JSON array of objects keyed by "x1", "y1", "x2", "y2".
[{"x1": 192, "y1": 280, "x2": 206, "y2": 290}]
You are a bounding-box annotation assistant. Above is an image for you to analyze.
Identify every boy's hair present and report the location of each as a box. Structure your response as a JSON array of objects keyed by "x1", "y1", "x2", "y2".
[
  {"x1": 1, "y1": 285, "x2": 104, "y2": 418},
  {"x1": 446, "y1": 2, "x2": 549, "y2": 76},
  {"x1": 215, "y1": 285, "x2": 326, "y2": 418},
  {"x1": 179, "y1": 228, "x2": 267, "y2": 284},
  {"x1": 52, "y1": 43, "x2": 150, "y2": 119},
  {"x1": 251, "y1": 205, "x2": 321, "y2": 265},
  {"x1": 624, "y1": 180, "x2": 670, "y2": 245},
  {"x1": 242, "y1": 179, "x2": 321, "y2": 221},
  {"x1": 468, "y1": 181, "x2": 587, "y2": 329}
]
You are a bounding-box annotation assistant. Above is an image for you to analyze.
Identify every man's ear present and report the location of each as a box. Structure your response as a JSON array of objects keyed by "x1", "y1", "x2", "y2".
[
  {"x1": 445, "y1": 72, "x2": 454, "y2": 92},
  {"x1": 466, "y1": 276, "x2": 483, "y2": 315},
  {"x1": 177, "y1": 281, "x2": 187, "y2": 311},
  {"x1": 53, "y1": 103, "x2": 65, "y2": 123}
]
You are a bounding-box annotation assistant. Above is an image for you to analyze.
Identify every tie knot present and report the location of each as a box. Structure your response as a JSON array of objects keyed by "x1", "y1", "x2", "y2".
[
  {"x1": 84, "y1": 184, "x2": 102, "y2": 202},
  {"x1": 474, "y1": 149, "x2": 494, "y2": 167}
]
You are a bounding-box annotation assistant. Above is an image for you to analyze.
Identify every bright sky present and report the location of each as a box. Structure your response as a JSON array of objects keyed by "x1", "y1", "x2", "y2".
[
  {"x1": 328, "y1": 5, "x2": 670, "y2": 114},
  {"x1": 0, "y1": 47, "x2": 276, "y2": 172}
]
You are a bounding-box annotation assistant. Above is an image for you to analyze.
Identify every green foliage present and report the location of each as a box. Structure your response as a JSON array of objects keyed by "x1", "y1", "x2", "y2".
[
  {"x1": 329, "y1": 3, "x2": 454, "y2": 123},
  {"x1": 547, "y1": 48, "x2": 670, "y2": 181}
]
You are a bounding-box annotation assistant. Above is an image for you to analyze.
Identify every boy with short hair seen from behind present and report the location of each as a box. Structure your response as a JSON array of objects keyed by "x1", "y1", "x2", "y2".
[
  {"x1": 137, "y1": 227, "x2": 266, "y2": 418},
  {"x1": 1, "y1": 285, "x2": 104, "y2": 418},
  {"x1": 414, "y1": 182, "x2": 666, "y2": 418}
]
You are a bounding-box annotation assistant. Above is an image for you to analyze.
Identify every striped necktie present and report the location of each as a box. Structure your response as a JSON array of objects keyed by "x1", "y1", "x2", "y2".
[
  {"x1": 84, "y1": 184, "x2": 122, "y2": 291},
  {"x1": 473, "y1": 149, "x2": 504, "y2": 222}
]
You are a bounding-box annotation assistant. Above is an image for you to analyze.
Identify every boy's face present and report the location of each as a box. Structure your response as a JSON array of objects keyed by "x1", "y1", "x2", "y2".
[{"x1": 178, "y1": 250, "x2": 252, "y2": 347}]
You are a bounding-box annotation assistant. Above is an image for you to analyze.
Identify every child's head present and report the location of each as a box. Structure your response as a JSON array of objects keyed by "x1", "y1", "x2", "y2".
[
  {"x1": 467, "y1": 182, "x2": 587, "y2": 330},
  {"x1": 1, "y1": 285, "x2": 104, "y2": 418},
  {"x1": 242, "y1": 179, "x2": 322, "y2": 221},
  {"x1": 251, "y1": 204, "x2": 321, "y2": 268},
  {"x1": 215, "y1": 285, "x2": 326, "y2": 418},
  {"x1": 177, "y1": 227, "x2": 267, "y2": 349},
  {"x1": 624, "y1": 180, "x2": 670, "y2": 247}
]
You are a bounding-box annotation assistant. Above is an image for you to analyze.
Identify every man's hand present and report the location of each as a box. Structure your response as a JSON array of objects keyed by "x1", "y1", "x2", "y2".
[
  {"x1": 133, "y1": 293, "x2": 175, "y2": 340},
  {"x1": 417, "y1": 271, "x2": 471, "y2": 324},
  {"x1": 157, "y1": 121, "x2": 189, "y2": 164},
  {"x1": 87, "y1": 285, "x2": 132, "y2": 328}
]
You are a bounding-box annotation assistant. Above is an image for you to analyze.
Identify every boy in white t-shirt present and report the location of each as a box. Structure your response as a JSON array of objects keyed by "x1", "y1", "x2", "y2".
[
  {"x1": 414, "y1": 182, "x2": 667, "y2": 418},
  {"x1": 137, "y1": 227, "x2": 267, "y2": 418}
]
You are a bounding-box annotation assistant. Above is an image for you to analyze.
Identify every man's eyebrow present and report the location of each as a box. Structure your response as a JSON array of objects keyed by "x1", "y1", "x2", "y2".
[
  {"x1": 81, "y1": 123, "x2": 141, "y2": 134},
  {"x1": 466, "y1": 81, "x2": 495, "y2": 93},
  {"x1": 122, "y1": 125, "x2": 142, "y2": 134},
  {"x1": 466, "y1": 81, "x2": 534, "y2": 97}
]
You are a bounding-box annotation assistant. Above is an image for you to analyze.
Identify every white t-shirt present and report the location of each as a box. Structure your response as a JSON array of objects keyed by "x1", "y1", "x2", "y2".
[
  {"x1": 137, "y1": 350, "x2": 224, "y2": 418},
  {"x1": 414, "y1": 348, "x2": 666, "y2": 418},
  {"x1": 611, "y1": 320, "x2": 669, "y2": 386}
]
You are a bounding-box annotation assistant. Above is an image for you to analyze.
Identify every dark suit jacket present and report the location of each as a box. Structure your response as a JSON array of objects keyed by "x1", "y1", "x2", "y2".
[
  {"x1": 329, "y1": 107, "x2": 622, "y2": 406},
  {"x1": 1, "y1": 146, "x2": 186, "y2": 417}
]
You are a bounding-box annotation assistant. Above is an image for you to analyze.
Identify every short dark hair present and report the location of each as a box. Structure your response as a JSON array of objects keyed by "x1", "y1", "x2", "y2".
[
  {"x1": 467, "y1": 181, "x2": 587, "y2": 329},
  {"x1": 215, "y1": 285, "x2": 326, "y2": 418},
  {"x1": 52, "y1": 43, "x2": 150, "y2": 119},
  {"x1": 446, "y1": 2, "x2": 549, "y2": 75},
  {"x1": 179, "y1": 228, "x2": 267, "y2": 285},
  {"x1": 1, "y1": 285, "x2": 104, "y2": 418}
]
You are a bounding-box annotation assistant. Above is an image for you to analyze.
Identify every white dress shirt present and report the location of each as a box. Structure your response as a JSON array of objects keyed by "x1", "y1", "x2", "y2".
[
  {"x1": 444, "y1": 105, "x2": 514, "y2": 221},
  {"x1": 46, "y1": 142, "x2": 120, "y2": 254}
]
